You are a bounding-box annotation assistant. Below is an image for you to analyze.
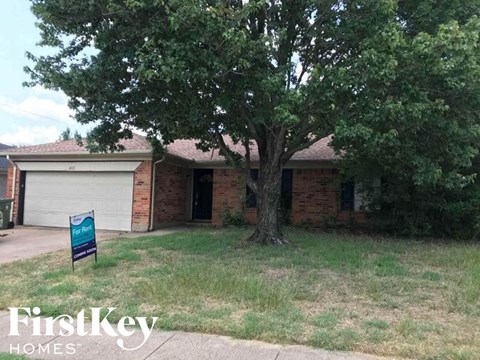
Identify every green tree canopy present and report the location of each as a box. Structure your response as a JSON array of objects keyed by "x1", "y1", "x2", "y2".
[
  {"x1": 58, "y1": 127, "x2": 81, "y2": 142},
  {"x1": 332, "y1": 3, "x2": 480, "y2": 237},
  {"x1": 26, "y1": 0, "x2": 480, "y2": 241}
]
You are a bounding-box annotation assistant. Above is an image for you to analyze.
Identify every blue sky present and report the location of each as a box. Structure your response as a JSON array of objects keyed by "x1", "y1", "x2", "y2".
[{"x1": 0, "y1": 0, "x2": 92, "y2": 146}]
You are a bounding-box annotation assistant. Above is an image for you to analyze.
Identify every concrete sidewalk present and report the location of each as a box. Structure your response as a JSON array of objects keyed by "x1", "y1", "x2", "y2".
[{"x1": 0, "y1": 311, "x2": 395, "y2": 360}]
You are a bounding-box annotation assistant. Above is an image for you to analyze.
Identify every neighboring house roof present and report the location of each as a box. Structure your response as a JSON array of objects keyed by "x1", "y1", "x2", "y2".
[
  {"x1": 1, "y1": 134, "x2": 339, "y2": 163},
  {"x1": 0, "y1": 143, "x2": 11, "y2": 171}
]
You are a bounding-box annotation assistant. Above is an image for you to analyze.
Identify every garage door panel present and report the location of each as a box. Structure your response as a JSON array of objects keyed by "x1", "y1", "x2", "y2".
[{"x1": 24, "y1": 172, "x2": 134, "y2": 231}]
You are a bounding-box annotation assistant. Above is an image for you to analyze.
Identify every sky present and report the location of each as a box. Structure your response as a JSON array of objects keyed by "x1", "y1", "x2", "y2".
[{"x1": 0, "y1": 0, "x2": 92, "y2": 146}]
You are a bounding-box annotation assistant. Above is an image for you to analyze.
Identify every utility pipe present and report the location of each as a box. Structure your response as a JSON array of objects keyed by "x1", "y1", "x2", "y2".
[{"x1": 6, "y1": 155, "x2": 16, "y2": 222}]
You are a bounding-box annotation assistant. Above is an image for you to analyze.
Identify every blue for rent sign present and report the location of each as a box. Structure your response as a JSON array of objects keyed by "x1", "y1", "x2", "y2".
[{"x1": 69, "y1": 211, "x2": 97, "y2": 270}]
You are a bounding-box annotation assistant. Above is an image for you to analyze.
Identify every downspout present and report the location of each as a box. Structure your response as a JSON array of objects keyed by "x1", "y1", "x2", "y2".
[
  {"x1": 149, "y1": 156, "x2": 166, "y2": 231},
  {"x1": 7, "y1": 155, "x2": 16, "y2": 222}
]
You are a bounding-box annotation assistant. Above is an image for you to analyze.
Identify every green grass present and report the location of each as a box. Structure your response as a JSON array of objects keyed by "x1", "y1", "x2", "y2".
[
  {"x1": 0, "y1": 227, "x2": 479, "y2": 359},
  {"x1": 0, "y1": 353, "x2": 29, "y2": 360},
  {"x1": 311, "y1": 309, "x2": 343, "y2": 328},
  {"x1": 309, "y1": 328, "x2": 361, "y2": 351},
  {"x1": 363, "y1": 319, "x2": 390, "y2": 330}
]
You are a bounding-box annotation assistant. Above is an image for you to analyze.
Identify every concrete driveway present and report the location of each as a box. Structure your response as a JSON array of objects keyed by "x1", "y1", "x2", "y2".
[{"x1": 0, "y1": 226, "x2": 186, "y2": 265}]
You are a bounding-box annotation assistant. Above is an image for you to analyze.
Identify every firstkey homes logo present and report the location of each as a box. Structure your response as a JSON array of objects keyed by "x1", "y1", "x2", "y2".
[{"x1": 8, "y1": 307, "x2": 158, "y2": 356}]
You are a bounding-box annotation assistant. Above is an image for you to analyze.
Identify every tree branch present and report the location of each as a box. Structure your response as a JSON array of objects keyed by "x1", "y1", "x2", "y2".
[
  {"x1": 243, "y1": 138, "x2": 258, "y2": 194},
  {"x1": 213, "y1": 128, "x2": 258, "y2": 194},
  {"x1": 281, "y1": 134, "x2": 325, "y2": 164},
  {"x1": 213, "y1": 129, "x2": 239, "y2": 165},
  {"x1": 239, "y1": 105, "x2": 262, "y2": 143}
]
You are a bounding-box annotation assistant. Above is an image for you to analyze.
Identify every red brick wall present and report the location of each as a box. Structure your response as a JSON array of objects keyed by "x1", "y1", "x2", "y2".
[
  {"x1": 290, "y1": 168, "x2": 366, "y2": 225},
  {"x1": 142, "y1": 163, "x2": 369, "y2": 228},
  {"x1": 152, "y1": 162, "x2": 187, "y2": 227},
  {"x1": 291, "y1": 168, "x2": 340, "y2": 225},
  {"x1": 212, "y1": 168, "x2": 246, "y2": 225},
  {"x1": 211, "y1": 167, "x2": 365, "y2": 226},
  {"x1": 131, "y1": 160, "x2": 153, "y2": 232},
  {"x1": 5, "y1": 164, "x2": 20, "y2": 224}
]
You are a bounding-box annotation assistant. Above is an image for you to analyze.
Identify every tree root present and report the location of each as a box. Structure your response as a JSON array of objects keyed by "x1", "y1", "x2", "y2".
[{"x1": 247, "y1": 230, "x2": 289, "y2": 245}]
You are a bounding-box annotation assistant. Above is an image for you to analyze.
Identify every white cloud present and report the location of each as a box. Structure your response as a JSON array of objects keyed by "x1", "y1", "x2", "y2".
[
  {"x1": 0, "y1": 126, "x2": 60, "y2": 146},
  {"x1": 30, "y1": 86, "x2": 57, "y2": 97},
  {"x1": 30, "y1": 86, "x2": 70, "y2": 103},
  {"x1": 0, "y1": 94, "x2": 74, "y2": 125},
  {"x1": 0, "y1": 89, "x2": 94, "y2": 145}
]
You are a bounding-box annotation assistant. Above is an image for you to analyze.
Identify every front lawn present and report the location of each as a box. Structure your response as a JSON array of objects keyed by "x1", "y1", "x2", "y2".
[
  {"x1": 0, "y1": 228, "x2": 479, "y2": 359},
  {"x1": 0, "y1": 354, "x2": 28, "y2": 360}
]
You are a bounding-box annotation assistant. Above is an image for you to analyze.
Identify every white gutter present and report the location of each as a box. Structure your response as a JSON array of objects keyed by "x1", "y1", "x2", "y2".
[
  {"x1": 149, "y1": 156, "x2": 166, "y2": 231},
  {"x1": 6, "y1": 155, "x2": 15, "y2": 222}
]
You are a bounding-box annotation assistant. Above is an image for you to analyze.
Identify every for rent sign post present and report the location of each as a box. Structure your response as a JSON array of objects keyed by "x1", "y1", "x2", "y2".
[{"x1": 69, "y1": 211, "x2": 97, "y2": 271}]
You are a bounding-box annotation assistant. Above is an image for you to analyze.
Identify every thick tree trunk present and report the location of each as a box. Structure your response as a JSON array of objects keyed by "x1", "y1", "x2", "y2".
[{"x1": 247, "y1": 158, "x2": 288, "y2": 245}]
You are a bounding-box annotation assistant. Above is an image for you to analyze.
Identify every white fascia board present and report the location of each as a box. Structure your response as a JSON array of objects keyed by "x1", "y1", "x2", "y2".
[{"x1": 16, "y1": 161, "x2": 143, "y2": 172}]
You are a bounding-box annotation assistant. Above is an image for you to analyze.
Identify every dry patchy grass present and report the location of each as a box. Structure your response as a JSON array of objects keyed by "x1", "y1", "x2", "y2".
[{"x1": 0, "y1": 227, "x2": 479, "y2": 360}]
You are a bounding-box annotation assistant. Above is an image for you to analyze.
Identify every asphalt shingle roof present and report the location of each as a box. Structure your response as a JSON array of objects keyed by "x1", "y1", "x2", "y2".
[
  {"x1": 167, "y1": 135, "x2": 338, "y2": 162},
  {"x1": 3, "y1": 134, "x2": 151, "y2": 154},
  {"x1": 1, "y1": 134, "x2": 338, "y2": 162}
]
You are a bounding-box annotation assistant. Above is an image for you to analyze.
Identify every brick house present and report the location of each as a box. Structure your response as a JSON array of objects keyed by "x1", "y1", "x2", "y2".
[{"x1": 0, "y1": 134, "x2": 366, "y2": 231}]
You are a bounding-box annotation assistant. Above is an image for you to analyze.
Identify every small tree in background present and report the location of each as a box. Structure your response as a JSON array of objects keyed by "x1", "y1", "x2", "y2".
[{"x1": 58, "y1": 127, "x2": 82, "y2": 143}]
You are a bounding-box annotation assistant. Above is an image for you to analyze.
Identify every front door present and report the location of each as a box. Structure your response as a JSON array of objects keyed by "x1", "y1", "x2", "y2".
[{"x1": 192, "y1": 169, "x2": 213, "y2": 220}]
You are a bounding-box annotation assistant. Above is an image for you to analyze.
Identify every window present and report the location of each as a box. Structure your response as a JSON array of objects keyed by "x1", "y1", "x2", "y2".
[
  {"x1": 281, "y1": 169, "x2": 293, "y2": 210},
  {"x1": 246, "y1": 169, "x2": 292, "y2": 209},
  {"x1": 341, "y1": 180, "x2": 355, "y2": 211},
  {"x1": 245, "y1": 169, "x2": 258, "y2": 208}
]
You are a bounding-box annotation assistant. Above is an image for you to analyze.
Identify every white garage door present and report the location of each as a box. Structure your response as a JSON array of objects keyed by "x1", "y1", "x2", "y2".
[{"x1": 24, "y1": 172, "x2": 134, "y2": 231}]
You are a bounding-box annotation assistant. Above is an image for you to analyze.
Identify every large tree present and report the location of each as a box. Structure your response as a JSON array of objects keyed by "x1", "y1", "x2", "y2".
[
  {"x1": 26, "y1": 0, "x2": 480, "y2": 243},
  {"x1": 331, "y1": 1, "x2": 480, "y2": 237}
]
